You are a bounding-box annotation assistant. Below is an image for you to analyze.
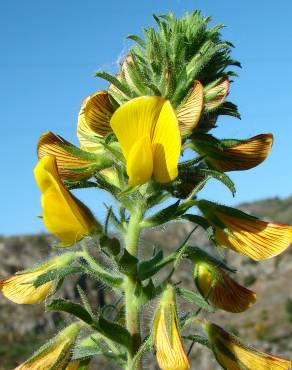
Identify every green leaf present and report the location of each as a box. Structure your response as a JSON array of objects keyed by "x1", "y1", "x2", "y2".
[
  {"x1": 132, "y1": 336, "x2": 152, "y2": 369},
  {"x1": 33, "y1": 266, "x2": 84, "y2": 287},
  {"x1": 47, "y1": 299, "x2": 93, "y2": 325},
  {"x1": 77, "y1": 285, "x2": 95, "y2": 318},
  {"x1": 72, "y1": 346, "x2": 102, "y2": 360},
  {"x1": 97, "y1": 317, "x2": 133, "y2": 351},
  {"x1": 183, "y1": 334, "x2": 210, "y2": 348},
  {"x1": 176, "y1": 288, "x2": 215, "y2": 312},
  {"x1": 199, "y1": 169, "x2": 236, "y2": 196},
  {"x1": 95, "y1": 71, "x2": 134, "y2": 98},
  {"x1": 137, "y1": 250, "x2": 164, "y2": 280},
  {"x1": 100, "y1": 235, "x2": 121, "y2": 256},
  {"x1": 181, "y1": 214, "x2": 214, "y2": 240},
  {"x1": 135, "y1": 279, "x2": 156, "y2": 304},
  {"x1": 116, "y1": 249, "x2": 138, "y2": 276},
  {"x1": 142, "y1": 200, "x2": 180, "y2": 227}
]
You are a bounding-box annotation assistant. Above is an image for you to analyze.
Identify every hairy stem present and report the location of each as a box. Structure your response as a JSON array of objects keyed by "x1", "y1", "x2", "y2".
[{"x1": 124, "y1": 207, "x2": 144, "y2": 370}]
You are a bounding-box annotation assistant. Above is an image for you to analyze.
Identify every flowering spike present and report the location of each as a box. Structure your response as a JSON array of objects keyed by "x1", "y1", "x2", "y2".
[
  {"x1": 14, "y1": 323, "x2": 81, "y2": 369},
  {"x1": 110, "y1": 96, "x2": 181, "y2": 185},
  {"x1": 34, "y1": 156, "x2": 101, "y2": 246},
  {"x1": 205, "y1": 322, "x2": 292, "y2": 369},
  {"x1": 198, "y1": 200, "x2": 292, "y2": 260},
  {"x1": 0, "y1": 253, "x2": 75, "y2": 304},
  {"x1": 193, "y1": 258, "x2": 256, "y2": 313},
  {"x1": 153, "y1": 284, "x2": 190, "y2": 370}
]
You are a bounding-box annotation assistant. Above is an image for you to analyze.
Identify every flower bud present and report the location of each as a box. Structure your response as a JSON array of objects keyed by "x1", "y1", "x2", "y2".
[
  {"x1": 0, "y1": 252, "x2": 75, "y2": 304},
  {"x1": 34, "y1": 156, "x2": 101, "y2": 246},
  {"x1": 14, "y1": 323, "x2": 81, "y2": 369},
  {"x1": 153, "y1": 285, "x2": 190, "y2": 370},
  {"x1": 205, "y1": 322, "x2": 291, "y2": 370}
]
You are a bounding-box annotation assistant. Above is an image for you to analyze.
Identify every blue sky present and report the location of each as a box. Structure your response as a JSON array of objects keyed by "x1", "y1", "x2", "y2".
[{"x1": 1, "y1": 0, "x2": 292, "y2": 235}]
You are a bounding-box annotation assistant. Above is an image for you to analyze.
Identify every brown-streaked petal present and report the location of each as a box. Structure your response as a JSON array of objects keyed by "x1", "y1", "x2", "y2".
[
  {"x1": 207, "y1": 133, "x2": 274, "y2": 172},
  {"x1": 206, "y1": 322, "x2": 292, "y2": 370},
  {"x1": 37, "y1": 131, "x2": 100, "y2": 180},
  {"x1": 197, "y1": 200, "x2": 292, "y2": 261},
  {"x1": 194, "y1": 262, "x2": 256, "y2": 313},
  {"x1": 177, "y1": 80, "x2": 204, "y2": 136},
  {"x1": 77, "y1": 91, "x2": 114, "y2": 151}
]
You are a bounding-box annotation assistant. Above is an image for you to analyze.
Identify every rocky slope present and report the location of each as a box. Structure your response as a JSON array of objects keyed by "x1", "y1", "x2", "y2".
[{"x1": 0, "y1": 196, "x2": 292, "y2": 369}]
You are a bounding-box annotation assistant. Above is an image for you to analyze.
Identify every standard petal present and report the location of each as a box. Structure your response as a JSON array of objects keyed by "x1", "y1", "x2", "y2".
[
  {"x1": 152, "y1": 100, "x2": 181, "y2": 183},
  {"x1": 127, "y1": 135, "x2": 153, "y2": 185},
  {"x1": 34, "y1": 156, "x2": 98, "y2": 246},
  {"x1": 110, "y1": 96, "x2": 165, "y2": 160},
  {"x1": 206, "y1": 322, "x2": 292, "y2": 370},
  {"x1": 0, "y1": 273, "x2": 53, "y2": 304},
  {"x1": 177, "y1": 80, "x2": 204, "y2": 136},
  {"x1": 194, "y1": 262, "x2": 256, "y2": 313},
  {"x1": 207, "y1": 134, "x2": 274, "y2": 172},
  {"x1": 37, "y1": 131, "x2": 100, "y2": 180},
  {"x1": 77, "y1": 91, "x2": 113, "y2": 151}
]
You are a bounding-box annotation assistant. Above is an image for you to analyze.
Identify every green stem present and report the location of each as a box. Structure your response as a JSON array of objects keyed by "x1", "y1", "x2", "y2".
[{"x1": 124, "y1": 207, "x2": 144, "y2": 370}]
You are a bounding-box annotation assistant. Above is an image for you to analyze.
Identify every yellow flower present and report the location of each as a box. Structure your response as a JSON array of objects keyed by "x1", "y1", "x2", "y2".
[
  {"x1": 193, "y1": 259, "x2": 256, "y2": 313},
  {"x1": 153, "y1": 285, "x2": 190, "y2": 370},
  {"x1": 0, "y1": 253, "x2": 75, "y2": 304},
  {"x1": 34, "y1": 156, "x2": 100, "y2": 246},
  {"x1": 205, "y1": 322, "x2": 291, "y2": 370},
  {"x1": 198, "y1": 200, "x2": 292, "y2": 261},
  {"x1": 14, "y1": 323, "x2": 81, "y2": 370},
  {"x1": 193, "y1": 133, "x2": 273, "y2": 172},
  {"x1": 77, "y1": 90, "x2": 114, "y2": 152},
  {"x1": 110, "y1": 96, "x2": 181, "y2": 185},
  {"x1": 37, "y1": 131, "x2": 109, "y2": 180}
]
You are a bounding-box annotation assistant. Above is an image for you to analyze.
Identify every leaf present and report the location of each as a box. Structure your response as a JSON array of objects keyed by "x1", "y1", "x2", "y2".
[
  {"x1": 116, "y1": 249, "x2": 138, "y2": 276},
  {"x1": 142, "y1": 200, "x2": 180, "y2": 227},
  {"x1": 135, "y1": 279, "x2": 156, "y2": 305},
  {"x1": 47, "y1": 299, "x2": 93, "y2": 325},
  {"x1": 181, "y1": 214, "x2": 214, "y2": 240},
  {"x1": 137, "y1": 250, "x2": 164, "y2": 280},
  {"x1": 33, "y1": 266, "x2": 84, "y2": 287},
  {"x1": 199, "y1": 168, "x2": 236, "y2": 196},
  {"x1": 183, "y1": 334, "x2": 210, "y2": 348},
  {"x1": 100, "y1": 235, "x2": 121, "y2": 256},
  {"x1": 72, "y1": 346, "x2": 102, "y2": 360},
  {"x1": 132, "y1": 336, "x2": 152, "y2": 369},
  {"x1": 97, "y1": 317, "x2": 133, "y2": 351},
  {"x1": 77, "y1": 285, "x2": 94, "y2": 318},
  {"x1": 95, "y1": 71, "x2": 133, "y2": 98},
  {"x1": 176, "y1": 288, "x2": 215, "y2": 312}
]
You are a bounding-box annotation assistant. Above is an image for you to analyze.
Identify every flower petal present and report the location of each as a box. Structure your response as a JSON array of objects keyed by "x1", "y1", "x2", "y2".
[
  {"x1": 177, "y1": 80, "x2": 204, "y2": 136},
  {"x1": 127, "y1": 135, "x2": 153, "y2": 185},
  {"x1": 0, "y1": 273, "x2": 53, "y2": 304},
  {"x1": 152, "y1": 101, "x2": 181, "y2": 183},
  {"x1": 194, "y1": 262, "x2": 256, "y2": 313},
  {"x1": 206, "y1": 322, "x2": 292, "y2": 370},
  {"x1": 77, "y1": 91, "x2": 113, "y2": 151},
  {"x1": 110, "y1": 96, "x2": 165, "y2": 159},
  {"x1": 37, "y1": 131, "x2": 100, "y2": 180},
  {"x1": 198, "y1": 200, "x2": 292, "y2": 261},
  {"x1": 34, "y1": 156, "x2": 98, "y2": 246},
  {"x1": 207, "y1": 134, "x2": 274, "y2": 172}
]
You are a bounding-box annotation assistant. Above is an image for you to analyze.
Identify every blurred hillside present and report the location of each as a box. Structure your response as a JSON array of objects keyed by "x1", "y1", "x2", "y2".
[{"x1": 0, "y1": 196, "x2": 292, "y2": 369}]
